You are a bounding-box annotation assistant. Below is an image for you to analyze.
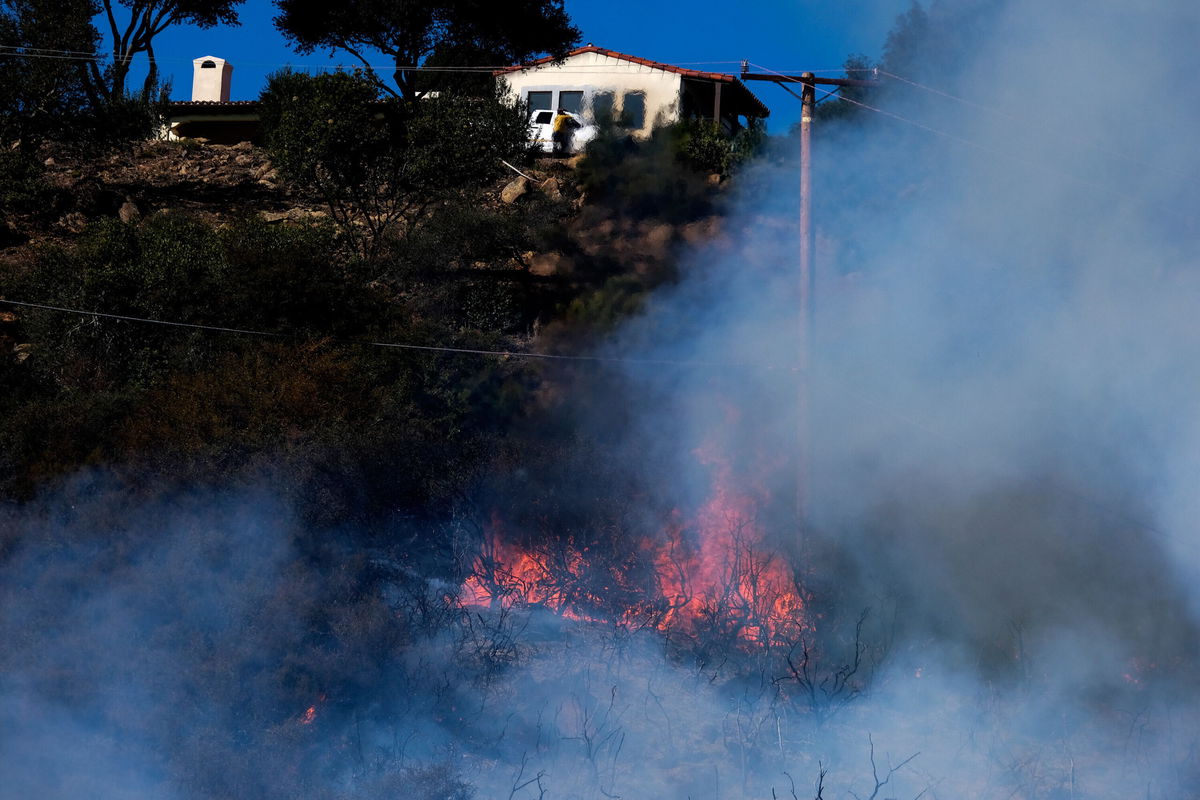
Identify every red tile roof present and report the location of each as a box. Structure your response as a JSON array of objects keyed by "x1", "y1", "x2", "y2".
[
  {"x1": 495, "y1": 45, "x2": 770, "y2": 118},
  {"x1": 495, "y1": 45, "x2": 730, "y2": 82},
  {"x1": 168, "y1": 100, "x2": 260, "y2": 109}
]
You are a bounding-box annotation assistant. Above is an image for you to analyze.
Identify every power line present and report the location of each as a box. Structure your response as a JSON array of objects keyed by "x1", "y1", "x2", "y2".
[
  {"x1": 0, "y1": 298, "x2": 753, "y2": 370},
  {"x1": 746, "y1": 61, "x2": 1169, "y2": 215},
  {"x1": 877, "y1": 69, "x2": 1165, "y2": 175},
  {"x1": 744, "y1": 62, "x2": 1191, "y2": 552},
  {"x1": 0, "y1": 46, "x2": 763, "y2": 76}
]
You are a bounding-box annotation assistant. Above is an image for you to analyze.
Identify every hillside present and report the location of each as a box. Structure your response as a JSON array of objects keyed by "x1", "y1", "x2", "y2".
[{"x1": 0, "y1": 131, "x2": 735, "y2": 510}]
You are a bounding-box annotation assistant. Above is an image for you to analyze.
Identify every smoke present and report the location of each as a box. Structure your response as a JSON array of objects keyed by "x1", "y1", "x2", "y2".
[
  {"x1": 7, "y1": 1, "x2": 1200, "y2": 798},
  {"x1": 574, "y1": 0, "x2": 1200, "y2": 794}
]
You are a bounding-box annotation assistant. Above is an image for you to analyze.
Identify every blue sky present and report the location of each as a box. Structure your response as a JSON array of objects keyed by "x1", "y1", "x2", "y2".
[{"x1": 127, "y1": 0, "x2": 911, "y2": 130}]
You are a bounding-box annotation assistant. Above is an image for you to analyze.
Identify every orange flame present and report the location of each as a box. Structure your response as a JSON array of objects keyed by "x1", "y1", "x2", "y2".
[
  {"x1": 459, "y1": 418, "x2": 807, "y2": 648},
  {"x1": 298, "y1": 693, "x2": 326, "y2": 725}
]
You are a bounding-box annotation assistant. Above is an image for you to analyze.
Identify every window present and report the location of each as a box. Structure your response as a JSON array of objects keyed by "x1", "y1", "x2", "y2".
[
  {"x1": 533, "y1": 110, "x2": 554, "y2": 125},
  {"x1": 527, "y1": 91, "x2": 553, "y2": 116},
  {"x1": 590, "y1": 92, "x2": 614, "y2": 124},
  {"x1": 201, "y1": 60, "x2": 217, "y2": 69},
  {"x1": 558, "y1": 90, "x2": 584, "y2": 115},
  {"x1": 621, "y1": 92, "x2": 646, "y2": 130}
]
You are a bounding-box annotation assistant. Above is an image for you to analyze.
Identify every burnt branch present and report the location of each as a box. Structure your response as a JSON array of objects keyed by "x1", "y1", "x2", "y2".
[
  {"x1": 849, "y1": 733, "x2": 921, "y2": 800},
  {"x1": 777, "y1": 607, "x2": 872, "y2": 723}
]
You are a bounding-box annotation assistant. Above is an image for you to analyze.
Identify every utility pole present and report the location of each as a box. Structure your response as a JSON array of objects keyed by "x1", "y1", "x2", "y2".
[
  {"x1": 739, "y1": 67, "x2": 879, "y2": 528},
  {"x1": 797, "y1": 73, "x2": 815, "y2": 523}
]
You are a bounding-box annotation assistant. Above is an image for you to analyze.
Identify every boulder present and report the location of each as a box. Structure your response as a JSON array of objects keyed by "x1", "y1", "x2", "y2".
[
  {"x1": 118, "y1": 199, "x2": 141, "y2": 224},
  {"x1": 539, "y1": 177, "x2": 562, "y2": 201},
  {"x1": 57, "y1": 212, "x2": 87, "y2": 233},
  {"x1": 500, "y1": 176, "x2": 529, "y2": 204},
  {"x1": 530, "y1": 252, "x2": 571, "y2": 276},
  {"x1": 260, "y1": 208, "x2": 328, "y2": 224}
]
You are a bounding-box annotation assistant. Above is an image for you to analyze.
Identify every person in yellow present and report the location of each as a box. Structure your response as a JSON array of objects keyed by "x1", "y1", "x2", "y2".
[{"x1": 552, "y1": 108, "x2": 577, "y2": 155}]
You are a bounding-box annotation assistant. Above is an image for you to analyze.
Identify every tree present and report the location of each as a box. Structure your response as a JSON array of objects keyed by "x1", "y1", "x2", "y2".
[
  {"x1": 272, "y1": 0, "x2": 580, "y2": 102},
  {"x1": 258, "y1": 68, "x2": 530, "y2": 258},
  {"x1": 810, "y1": 54, "x2": 876, "y2": 124},
  {"x1": 91, "y1": 0, "x2": 244, "y2": 101},
  {"x1": 0, "y1": 0, "x2": 100, "y2": 146}
]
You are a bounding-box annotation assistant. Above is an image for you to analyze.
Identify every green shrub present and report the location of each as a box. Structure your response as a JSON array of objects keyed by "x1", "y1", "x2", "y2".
[
  {"x1": 259, "y1": 69, "x2": 531, "y2": 259},
  {"x1": 676, "y1": 118, "x2": 767, "y2": 176},
  {"x1": 577, "y1": 125, "x2": 714, "y2": 223},
  {"x1": 0, "y1": 149, "x2": 48, "y2": 215},
  {"x1": 578, "y1": 118, "x2": 766, "y2": 221}
]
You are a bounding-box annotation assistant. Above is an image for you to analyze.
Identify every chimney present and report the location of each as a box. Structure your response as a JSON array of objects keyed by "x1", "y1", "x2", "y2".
[{"x1": 192, "y1": 56, "x2": 232, "y2": 102}]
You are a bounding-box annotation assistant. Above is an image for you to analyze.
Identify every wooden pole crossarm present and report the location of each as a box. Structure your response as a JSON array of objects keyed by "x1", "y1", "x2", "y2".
[{"x1": 740, "y1": 73, "x2": 880, "y2": 89}]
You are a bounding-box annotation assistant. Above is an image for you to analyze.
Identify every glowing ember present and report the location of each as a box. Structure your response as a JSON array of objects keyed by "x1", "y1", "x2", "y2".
[{"x1": 298, "y1": 693, "x2": 326, "y2": 725}]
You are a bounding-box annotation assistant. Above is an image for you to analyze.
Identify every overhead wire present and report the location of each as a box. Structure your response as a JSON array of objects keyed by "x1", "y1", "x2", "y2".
[
  {"x1": 747, "y1": 61, "x2": 1195, "y2": 550},
  {"x1": 745, "y1": 60, "x2": 1176, "y2": 216},
  {"x1": 0, "y1": 45, "x2": 747, "y2": 75},
  {"x1": 0, "y1": 299, "x2": 758, "y2": 370},
  {"x1": 877, "y1": 68, "x2": 1166, "y2": 175}
]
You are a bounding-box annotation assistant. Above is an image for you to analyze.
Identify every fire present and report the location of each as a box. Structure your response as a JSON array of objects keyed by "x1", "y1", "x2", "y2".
[
  {"x1": 298, "y1": 693, "x2": 326, "y2": 725},
  {"x1": 459, "y1": 423, "x2": 807, "y2": 648}
]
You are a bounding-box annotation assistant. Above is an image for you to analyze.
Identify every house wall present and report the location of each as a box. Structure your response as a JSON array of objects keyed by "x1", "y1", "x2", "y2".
[
  {"x1": 168, "y1": 117, "x2": 261, "y2": 144},
  {"x1": 499, "y1": 51, "x2": 683, "y2": 138}
]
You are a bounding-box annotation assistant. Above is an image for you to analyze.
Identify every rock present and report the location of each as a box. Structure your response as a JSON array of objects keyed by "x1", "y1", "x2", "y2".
[
  {"x1": 680, "y1": 217, "x2": 721, "y2": 246},
  {"x1": 57, "y1": 212, "x2": 87, "y2": 233},
  {"x1": 707, "y1": 173, "x2": 723, "y2": 186},
  {"x1": 252, "y1": 163, "x2": 275, "y2": 180},
  {"x1": 530, "y1": 252, "x2": 570, "y2": 276},
  {"x1": 260, "y1": 208, "x2": 327, "y2": 224},
  {"x1": 234, "y1": 154, "x2": 253, "y2": 166},
  {"x1": 539, "y1": 177, "x2": 562, "y2": 201},
  {"x1": 645, "y1": 222, "x2": 673, "y2": 250},
  {"x1": 13, "y1": 343, "x2": 33, "y2": 363},
  {"x1": 43, "y1": 157, "x2": 56, "y2": 167},
  {"x1": 500, "y1": 176, "x2": 529, "y2": 204},
  {"x1": 565, "y1": 153, "x2": 586, "y2": 168},
  {"x1": 118, "y1": 199, "x2": 141, "y2": 224}
]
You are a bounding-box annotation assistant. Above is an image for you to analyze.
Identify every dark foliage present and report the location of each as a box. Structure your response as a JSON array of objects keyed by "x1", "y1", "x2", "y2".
[
  {"x1": 259, "y1": 69, "x2": 531, "y2": 258},
  {"x1": 0, "y1": 213, "x2": 545, "y2": 517},
  {"x1": 0, "y1": 0, "x2": 169, "y2": 187},
  {"x1": 675, "y1": 118, "x2": 766, "y2": 176},
  {"x1": 93, "y1": 0, "x2": 244, "y2": 100},
  {"x1": 0, "y1": 0, "x2": 100, "y2": 145},
  {"x1": 576, "y1": 124, "x2": 722, "y2": 224},
  {"x1": 272, "y1": 0, "x2": 580, "y2": 102}
]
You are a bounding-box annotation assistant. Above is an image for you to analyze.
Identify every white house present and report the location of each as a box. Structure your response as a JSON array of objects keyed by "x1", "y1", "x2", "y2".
[{"x1": 494, "y1": 45, "x2": 770, "y2": 136}]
